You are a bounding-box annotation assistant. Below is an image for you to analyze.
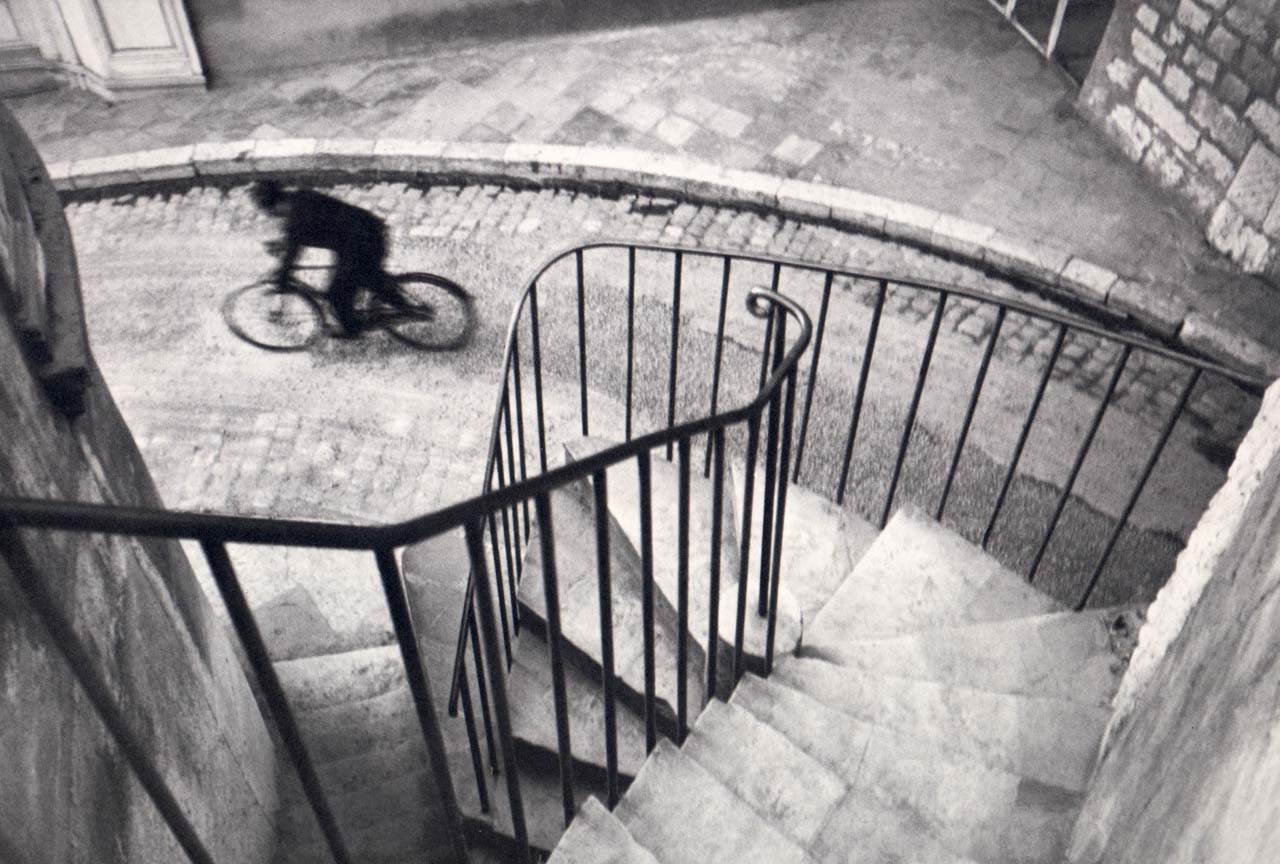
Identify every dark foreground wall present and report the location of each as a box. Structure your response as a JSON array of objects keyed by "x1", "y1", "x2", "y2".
[
  {"x1": 187, "y1": 0, "x2": 814, "y2": 79},
  {"x1": 0, "y1": 104, "x2": 277, "y2": 863}
]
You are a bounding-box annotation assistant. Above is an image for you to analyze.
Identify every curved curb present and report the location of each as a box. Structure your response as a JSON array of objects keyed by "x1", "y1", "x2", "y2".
[{"x1": 47, "y1": 138, "x2": 1278, "y2": 382}]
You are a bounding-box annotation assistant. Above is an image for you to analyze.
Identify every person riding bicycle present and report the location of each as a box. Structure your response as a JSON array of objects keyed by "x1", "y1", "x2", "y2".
[{"x1": 250, "y1": 179, "x2": 404, "y2": 337}]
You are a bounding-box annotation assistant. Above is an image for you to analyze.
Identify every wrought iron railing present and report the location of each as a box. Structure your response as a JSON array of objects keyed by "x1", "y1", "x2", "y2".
[{"x1": 4, "y1": 238, "x2": 1266, "y2": 864}]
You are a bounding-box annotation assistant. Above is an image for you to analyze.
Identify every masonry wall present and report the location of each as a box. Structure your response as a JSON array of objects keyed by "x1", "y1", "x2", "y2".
[
  {"x1": 1080, "y1": 0, "x2": 1280, "y2": 278},
  {"x1": 0, "y1": 108, "x2": 278, "y2": 863},
  {"x1": 1068, "y1": 375, "x2": 1280, "y2": 862}
]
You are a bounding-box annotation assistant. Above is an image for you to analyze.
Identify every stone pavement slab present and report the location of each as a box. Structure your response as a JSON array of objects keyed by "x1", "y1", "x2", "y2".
[{"x1": 12, "y1": 0, "x2": 1279, "y2": 355}]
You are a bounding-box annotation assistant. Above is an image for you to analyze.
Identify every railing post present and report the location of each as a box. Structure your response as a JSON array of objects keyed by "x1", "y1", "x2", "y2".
[
  {"x1": 592, "y1": 470, "x2": 621, "y2": 803},
  {"x1": 373, "y1": 546, "x2": 469, "y2": 864},
  {"x1": 765, "y1": 368, "x2": 798, "y2": 674},
  {"x1": 533, "y1": 492, "x2": 576, "y2": 825},
  {"x1": 706, "y1": 428, "x2": 726, "y2": 702},
  {"x1": 733, "y1": 413, "x2": 763, "y2": 685},
  {"x1": 199, "y1": 540, "x2": 353, "y2": 864},
  {"x1": 637, "y1": 449, "x2": 658, "y2": 753},
  {"x1": 463, "y1": 519, "x2": 531, "y2": 864}
]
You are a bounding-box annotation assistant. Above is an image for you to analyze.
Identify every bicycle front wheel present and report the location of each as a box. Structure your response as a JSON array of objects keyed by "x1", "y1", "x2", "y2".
[
  {"x1": 223, "y1": 281, "x2": 325, "y2": 352},
  {"x1": 387, "y1": 273, "x2": 475, "y2": 352}
]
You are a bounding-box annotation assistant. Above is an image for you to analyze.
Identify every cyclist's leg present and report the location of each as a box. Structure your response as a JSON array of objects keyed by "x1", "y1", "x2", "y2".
[
  {"x1": 364, "y1": 231, "x2": 405, "y2": 309},
  {"x1": 328, "y1": 264, "x2": 363, "y2": 336}
]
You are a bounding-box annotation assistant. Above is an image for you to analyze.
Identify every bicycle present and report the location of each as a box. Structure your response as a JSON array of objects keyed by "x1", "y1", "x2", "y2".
[{"x1": 222, "y1": 264, "x2": 474, "y2": 352}]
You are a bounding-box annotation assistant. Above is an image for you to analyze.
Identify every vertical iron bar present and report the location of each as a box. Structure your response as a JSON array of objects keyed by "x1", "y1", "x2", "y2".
[
  {"x1": 706, "y1": 428, "x2": 726, "y2": 702},
  {"x1": 757, "y1": 310, "x2": 785, "y2": 616},
  {"x1": 626, "y1": 246, "x2": 636, "y2": 442},
  {"x1": 530, "y1": 283, "x2": 549, "y2": 474},
  {"x1": 983, "y1": 323, "x2": 1069, "y2": 549},
  {"x1": 467, "y1": 606, "x2": 500, "y2": 773},
  {"x1": 456, "y1": 658, "x2": 491, "y2": 813},
  {"x1": 533, "y1": 492, "x2": 576, "y2": 825},
  {"x1": 1078, "y1": 367, "x2": 1201, "y2": 609},
  {"x1": 373, "y1": 547, "x2": 469, "y2": 864},
  {"x1": 676, "y1": 437, "x2": 692, "y2": 742},
  {"x1": 576, "y1": 249, "x2": 589, "y2": 436},
  {"x1": 512, "y1": 335, "x2": 531, "y2": 536},
  {"x1": 880, "y1": 292, "x2": 948, "y2": 529},
  {"x1": 637, "y1": 450, "x2": 658, "y2": 753},
  {"x1": 733, "y1": 413, "x2": 762, "y2": 685},
  {"x1": 494, "y1": 454, "x2": 518, "y2": 618},
  {"x1": 4, "y1": 532, "x2": 222, "y2": 864},
  {"x1": 936, "y1": 306, "x2": 1007, "y2": 520},
  {"x1": 1045, "y1": 0, "x2": 1071, "y2": 59},
  {"x1": 793, "y1": 271, "x2": 833, "y2": 481},
  {"x1": 703, "y1": 256, "x2": 733, "y2": 476},
  {"x1": 502, "y1": 392, "x2": 522, "y2": 578},
  {"x1": 665, "y1": 251, "x2": 683, "y2": 460},
  {"x1": 463, "y1": 519, "x2": 531, "y2": 864},
  {"x1": 765, "y1": 369, "x2": 798, "y2": 673},
  {"x1": 489, "y1": 510, "x2": 517, "y2": 645},
  {"x1": 1027, "y1": 345, "x2": 1133, "y2": 581},
  {"x1": 200, "y1": 541, "x2": 352, "y2": 864},
  {"x1": 757, "y1": 306, "x2": 775, "y2": 392},
  {"x1": 837, "y1": 280, "x2": 888, "y2": 505},
  {"x1": 592, "y1": 470, "x2": 621, "y2": 805}
]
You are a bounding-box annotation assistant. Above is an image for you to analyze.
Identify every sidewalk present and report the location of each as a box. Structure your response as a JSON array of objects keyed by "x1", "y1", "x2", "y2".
[{"x1": 11, "y1": 0, "x2": 1279, "y2": 358}]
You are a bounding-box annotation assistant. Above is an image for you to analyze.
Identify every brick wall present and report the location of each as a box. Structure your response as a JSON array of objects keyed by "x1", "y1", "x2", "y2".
[{"x1": 1081, "y1": 0, "x2": 1280, "y2": 279}]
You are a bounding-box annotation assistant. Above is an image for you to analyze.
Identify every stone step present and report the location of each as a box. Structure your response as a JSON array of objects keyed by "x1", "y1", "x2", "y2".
[
  {"x1": 547, "y1": 797, "x2": 661, "y2": 864},
  {"x1": 613, "y1": 739, "x2": 817, "y2": 864},
  {"x1": 565, "y1": 436, "x2": 802, "y2": 680},
  {"x1": 813, "y1": 606, "x2": 1145, "y2": 706},
  {"x1": 808, "y1": 786, "x2": 982, "y2": 864},
  {"x1": 274, "y1": 806, "x2": 457, "y2": 864},
  {"x1": 681, "y1": 700, "x2": 848, "y2": 847},
  {"x1": 806, "y1": 504, "x2": 1063, "y2": 646},
  {"x1": 731, "y1": 458, "x2": 879, "y2": 626},
  {"x1": 772, "y1": 656, "x2": 1109, "y2": 793},
  {"x1": 730, "y1": 674, "x2": 1078, "y2": 864},
  {"x1": 517, "y1": 479, "x2": 702, "y2": 731},
  {"x1": 507, "y1": 625, "x2": 651, "y2": 783}
]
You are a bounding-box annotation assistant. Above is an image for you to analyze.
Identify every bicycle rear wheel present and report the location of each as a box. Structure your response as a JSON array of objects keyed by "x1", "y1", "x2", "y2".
[
  {"x1": 223, "y1": 281, "x2": 325, "y2": 351},
  {"x1": 387, "y1": 272, "x2": 475, "y2": 351}
]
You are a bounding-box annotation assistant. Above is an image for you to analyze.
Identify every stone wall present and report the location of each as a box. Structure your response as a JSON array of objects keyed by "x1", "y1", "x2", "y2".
[
  {"x1": 1068, "y1": 375, "x2": 1280, "y2": 861},
  {"x1": 1081, "y1": 0, "x2": 1280, "y2": 278},
  {"x1": 0, "y1": 108, "x2": 277, "y2": 862}
]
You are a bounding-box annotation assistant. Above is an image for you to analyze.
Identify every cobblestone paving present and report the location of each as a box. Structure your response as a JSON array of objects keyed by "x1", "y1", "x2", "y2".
[
  {"x1": 67, "y1": 178, "x2": 1258, "y2": 453},
  {"x1": 19, "y1": 0, "x2": 1277, "y2": 351}
]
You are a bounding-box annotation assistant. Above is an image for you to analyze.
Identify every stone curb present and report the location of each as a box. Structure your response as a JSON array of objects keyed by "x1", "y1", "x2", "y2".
[{"x1": 48, "y1": 137, "x2": 1278, "y2": 381}]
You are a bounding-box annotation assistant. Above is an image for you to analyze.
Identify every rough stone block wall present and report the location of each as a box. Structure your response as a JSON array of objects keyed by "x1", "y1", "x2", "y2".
[
  {"x1": 0, "y1": 112, "x2": 278, "y2": 862},
  {"x1": 1081, "y1": 0, "x2": 1280, "y2": 278},
  {"x1": 1068, "y1": 376, "x2": 1280, "y2": 862}
]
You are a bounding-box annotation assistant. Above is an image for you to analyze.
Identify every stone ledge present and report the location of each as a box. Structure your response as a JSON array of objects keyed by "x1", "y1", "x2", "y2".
[{"x1": 53, "y1": 137, "x2": 1278, "y2": 382}]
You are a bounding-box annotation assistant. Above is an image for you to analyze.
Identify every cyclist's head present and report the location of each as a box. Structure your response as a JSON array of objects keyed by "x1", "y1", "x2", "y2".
[{"x1": 249, "y1": 179, "x2": 285, "y2": 211}]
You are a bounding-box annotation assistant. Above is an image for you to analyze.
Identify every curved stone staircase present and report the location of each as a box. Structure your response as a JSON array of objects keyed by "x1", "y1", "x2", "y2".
[{"x1": 262, "y1": 431, "x2": 1143, "y2": 863}]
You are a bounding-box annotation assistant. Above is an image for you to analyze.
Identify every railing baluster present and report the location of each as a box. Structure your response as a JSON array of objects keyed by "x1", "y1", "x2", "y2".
[
  {"x1": 489, "y1": 510, "x2": 516, "y2": 648},
  {"x1": 591, "y1": 470, "x2": 621, "y2": 804},
  {"x1": 1027, "y1": 344, "x2": 1133, "y2": 582},
  {"x1": 733, "y1": 413, "x2": 763, "y2": 685},
  {"x1": 983, "y1": 323, "x2": 1068, "y2": 549},
  {"x1": 372, "y1": 547, "x2": 469, "y2": 864},
  {"x1": 666, "y1": 251, "x2": 683, "y2": 460},
  {"x1": 512, "y1": 335, "x2": 531, "y2": 536},
  {"x1": 494, "y1": 452, "x2": 519, "y2": 620},
  {"x1": 463, "y1": 519, "x2": 531, "y2": 864},
  {"x1": 837, "y1": 279, "x2": 888, "y2": 505},
  {"x1": 456, "y1": 656, "x2": 491, "y2": 813},
  {"x1": 676, "y1": 436, "x2": 692, "y2": 741},
  {"x1": 530, "y1": 283, "x2": 549, "y2": 474},
  {"x1": 637, "y1": 449, "x2": 658, "y2": 753},
  {"x1": 533, "y1": 492, "x2": 576, "y2": 825},
  {"x1": 4, "y1": 534, "x2": 221, "y2": 864},
  {"x1": 467, "y1": 604, "x2": 500, "y2": 774},
  {"x1": 758, "y1": 310, "x2": 785, "y2": 616},
  {"x1": 765, "y1": 369, "x2": 798, "y2": 673},
  {"x1": 880, "y1": 291, "x2": 948, "y2": 529},
  {"x1": 626, "y1": 246, "x2": 636, "y2": 442},
  {"x1": 706, "y1": 427, "x2": 726, "y2": 702},
  {"x1": 757, "y1": 304, "x2": 775, "y2": 393},
  {"x1": 576, "y1": 249, "x2": 590, "y2": 437},
  {"x1": 703, "y1": 256, "x2": 733, "y2": 477},
  {"x1": 1078, "y1": 367, "x2": 1201, "y2": 609},
  {"x1": 1045, "y1": 0, "x2": 1071, "y2": 59},
  {"x1": 936, "y1": 306, "x2": 1007, "y2": 520},
  {"x1": 199, "y1": 541, "x2": 353, "y2": 864},
  {"x1": 502, "y1": 391, "x2": 522, "y2": 578},
  {"x1": 793, "y1": 271, "x2": 833, "y2": 481}
]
